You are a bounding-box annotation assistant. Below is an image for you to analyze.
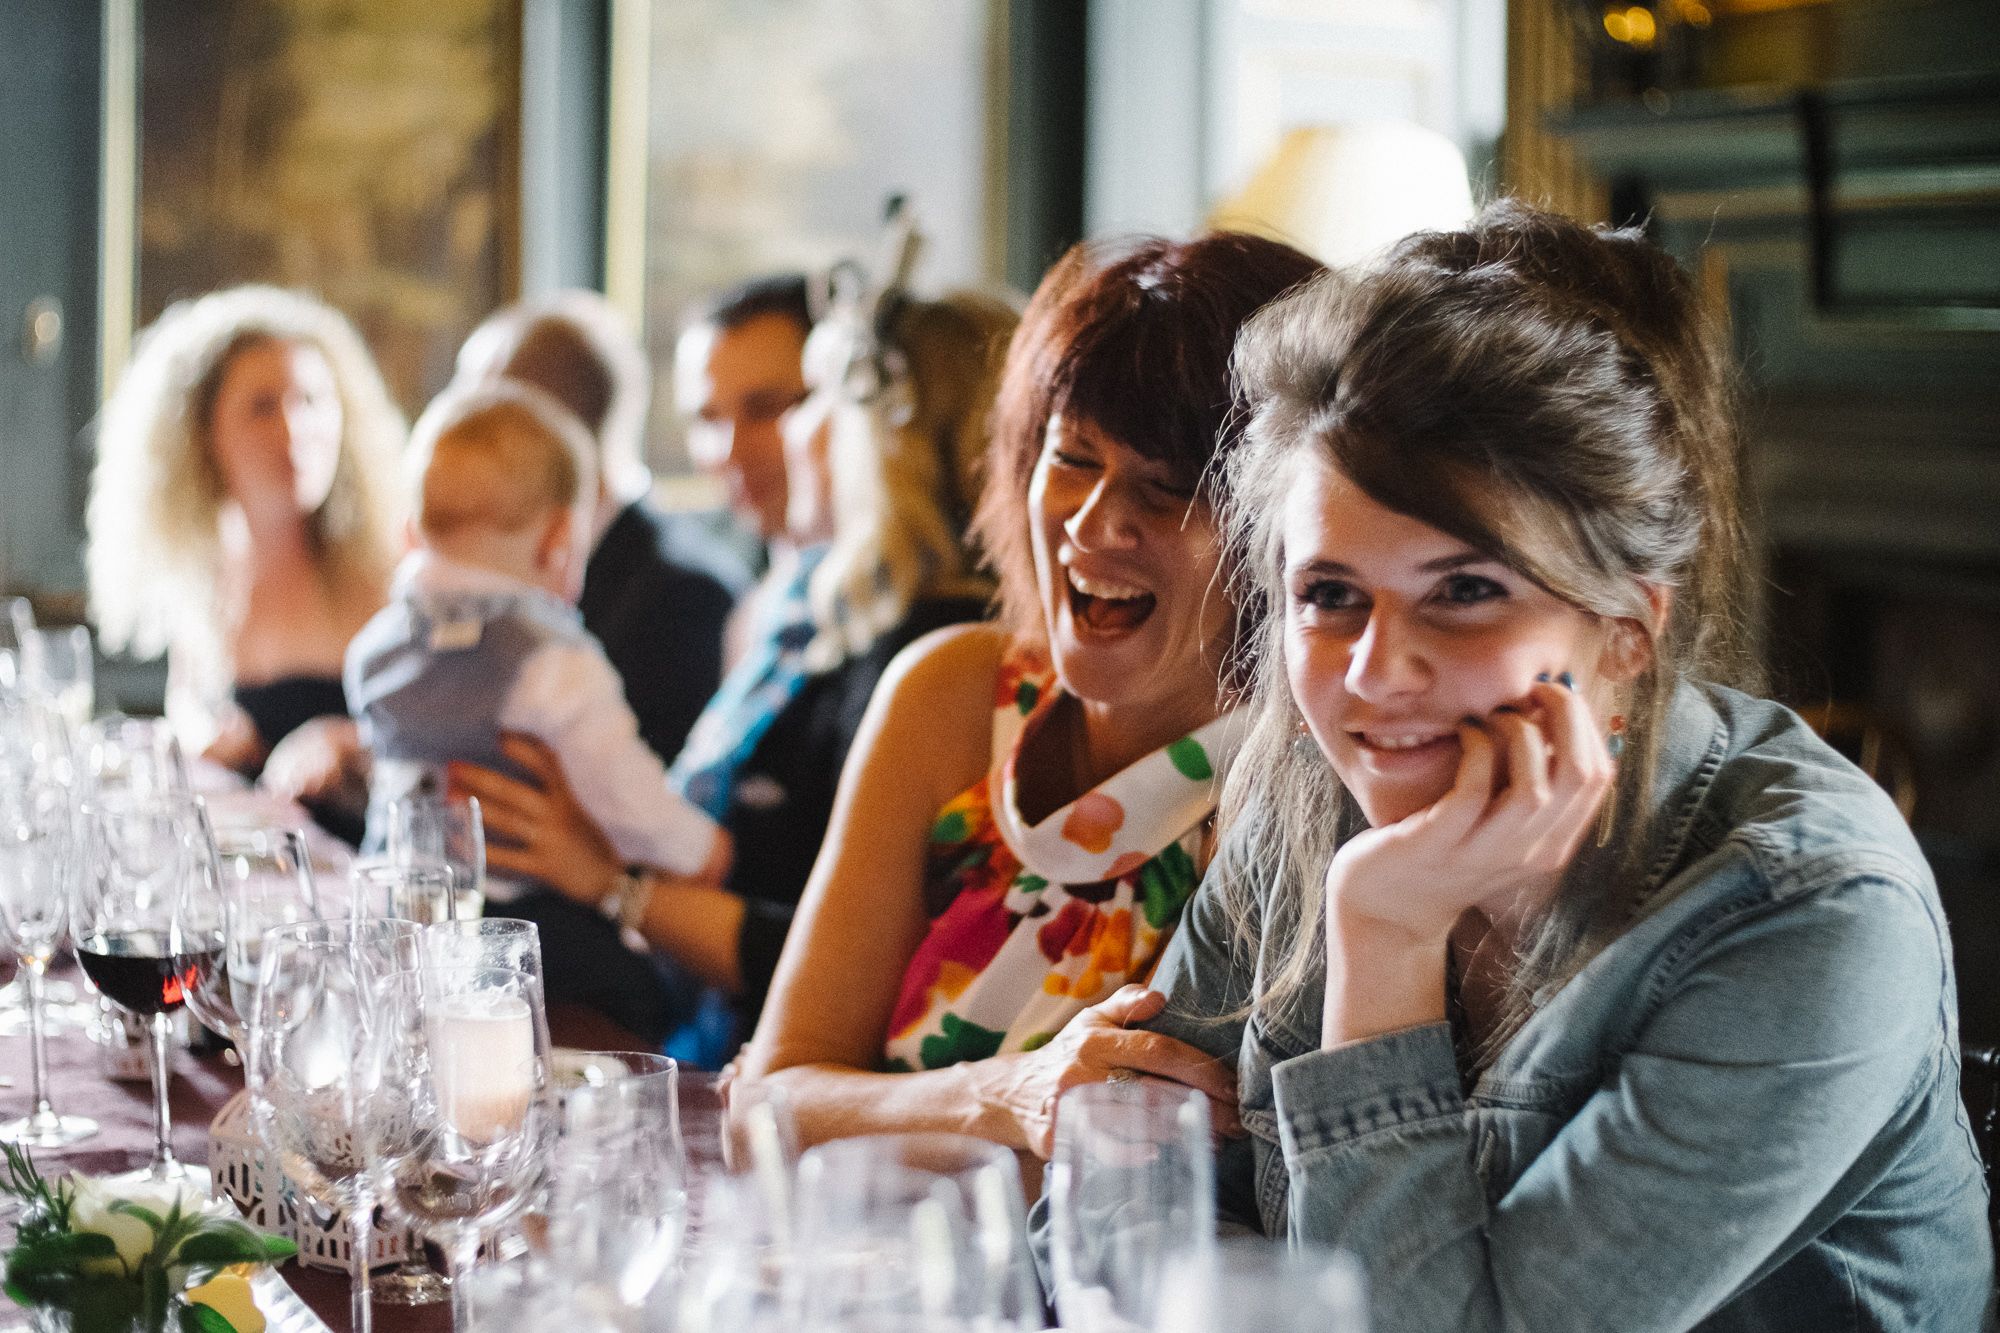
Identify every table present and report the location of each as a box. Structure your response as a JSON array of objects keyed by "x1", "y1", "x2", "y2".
[{"x1": 0, "y1": 993, "x2": 711, "y2": 1332}]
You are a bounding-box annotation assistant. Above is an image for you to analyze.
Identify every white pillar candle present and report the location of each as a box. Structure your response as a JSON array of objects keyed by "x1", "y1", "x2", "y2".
[{"x1": 426, "y1": 990, "x2": 535, "y2": 1142}]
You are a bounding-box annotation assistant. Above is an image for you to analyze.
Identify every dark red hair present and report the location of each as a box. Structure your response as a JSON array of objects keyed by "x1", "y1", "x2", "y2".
[{"x1": 974, "y1": 232, "x2": 1323, "y2": 641}]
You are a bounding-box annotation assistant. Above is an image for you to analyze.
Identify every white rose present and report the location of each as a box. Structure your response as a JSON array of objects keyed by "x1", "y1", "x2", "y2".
[{"x1": 66, "y1": 1174, "x2": 208, "y2": 1276}]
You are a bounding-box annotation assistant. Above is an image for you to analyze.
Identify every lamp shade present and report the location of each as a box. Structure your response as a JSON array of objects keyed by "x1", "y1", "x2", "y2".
[{"x1": 1208, "y1": 122, "x2": 1476, "y2": 268}]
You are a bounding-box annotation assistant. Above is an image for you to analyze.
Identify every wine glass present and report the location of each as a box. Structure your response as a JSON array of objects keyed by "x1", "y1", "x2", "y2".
[
  {"x1": 1048, "y1": 1081, "x2": 1216, "y2": 1333},
  {"x1": 388, "y1": 791, "x2": 485, "y2": 921},
  {"x1": 180, "y1": 824, "x2": 319, "y2": 1051},
  {"x1": 550, "y1": 1054, "x2": 688, "y2": 1320},
  {"x1": 1156, "y1": 1238, "x2": 1369, "y2": 1333},
  {"x1": 377, "y1": 960, "x2": 556, "y2": 1331},
  {"x1": 352, "y1": 858, "x2": 458, "y2": 924},
  {"x1": 790, "y1": 1132, "x2": 1040, "y2": 1331},
  {"x1": 75, "y1": 794, "x2": 220, "y2": 1184},
  {"x1": 678, "y1": 1168, "x2": 791, "y2": 1333},
  {"x1": 373, "y1": 917, "x2": 546, "y2": 1308},
  {"x1": 247, "y1": 917, "x2": 424, "y2": 1333},
  {"x1": 81, "y1": 715, "x2": 189, "y2": 802},
  {"x1": 0, "y1": 775, "x2": 98, "y2": 1145},
  {"x1": 19, "y1": 625, "x2": 95, "y2": 729}
]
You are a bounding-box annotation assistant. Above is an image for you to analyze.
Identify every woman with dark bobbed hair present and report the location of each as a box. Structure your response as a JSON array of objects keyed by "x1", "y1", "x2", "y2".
[
  {"x1": 738, "y1": 232, "x2": 1322, "y2": 1154},
  {"x1": 1143, "y1": 202, "x2": 1990, "y2": 1329}
]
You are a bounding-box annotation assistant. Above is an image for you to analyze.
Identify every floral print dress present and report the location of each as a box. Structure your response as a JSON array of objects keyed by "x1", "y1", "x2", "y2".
[{"x1": 882, "y1": 645, "x2": 1243, "y2": 1071}]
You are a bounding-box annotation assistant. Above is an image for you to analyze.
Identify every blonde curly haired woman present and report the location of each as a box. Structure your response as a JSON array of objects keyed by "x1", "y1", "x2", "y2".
[{"x1": 87, "y1": 285, "x2": 404, "y2": 802}]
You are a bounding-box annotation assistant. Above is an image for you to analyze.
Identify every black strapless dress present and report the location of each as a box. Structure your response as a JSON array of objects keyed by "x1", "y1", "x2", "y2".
[{"x1": 232, "y1": 674, "x2": 362, "y2": 844}]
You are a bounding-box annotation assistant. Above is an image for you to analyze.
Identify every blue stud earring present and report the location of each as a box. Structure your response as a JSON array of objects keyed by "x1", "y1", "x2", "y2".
[{"x1": 1607, "y1": 714, "x2": 1627, "y2": 758}]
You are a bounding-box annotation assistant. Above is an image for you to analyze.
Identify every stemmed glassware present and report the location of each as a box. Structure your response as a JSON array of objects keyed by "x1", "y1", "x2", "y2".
[
  {"x1": 74, "y1": 794, "x2": 221, "y2": 1184},
  {"x1": 790, "y1": 1132, "x2": 1039, "y2": 1331},
  {"x1": 81, "y1": 715, "x2": 190, "y2": 803},
  {"x1": 0, "y1": 774, "x2": 98, "y2": 1145},
  {"x1": 1048, "y1": 1081, "x2": 1216, "y2": 1333},
  {"x1": 179, "y1": 824, "x2": 319, "y2": 1051},
  {"x1": 1156, "y1": 1238, "x2": 1370, "y2": 1333},
  {"x1": 247, "y1": 917, "x2": 423, "y2": 1333},
  {"x1": 388, "y1": 791, "x2": 485, "y2": 921},
  {"x1": 375, "y1": 957, "x2": 556, "y2": 1331},
  {"x1": 550, "y1": 1052, "x2": 688, "y2": 1325},
  {"x1": 18, "y1": 625, "x2": 95, "y2": 730},
  {"x1": 351, "y1": 859, "x2": 459, "y2": 925}
]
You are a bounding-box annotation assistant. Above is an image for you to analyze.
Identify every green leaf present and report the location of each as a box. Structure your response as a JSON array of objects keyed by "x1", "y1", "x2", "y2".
[
  {"x1": 111, "y1": 1200, "x2": 169, "y2": 1233},
  {"x1": 176, "y1": 1226, "x2": 272, "y2": 1269},
  {"x1": 180, "y1": 1301, "x2": 236, "y2": 1333}
]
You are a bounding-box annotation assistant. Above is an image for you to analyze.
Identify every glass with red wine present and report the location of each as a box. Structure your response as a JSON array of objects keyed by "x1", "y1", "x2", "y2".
[{"x1": 75, "y1": 794, "x2": 224, "y2": 1185}]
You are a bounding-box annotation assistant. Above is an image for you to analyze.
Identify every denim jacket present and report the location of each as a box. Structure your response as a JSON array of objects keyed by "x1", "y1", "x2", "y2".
[{"x1": 1146, "y1": 681, "x2": 1994, "y2": 1331}]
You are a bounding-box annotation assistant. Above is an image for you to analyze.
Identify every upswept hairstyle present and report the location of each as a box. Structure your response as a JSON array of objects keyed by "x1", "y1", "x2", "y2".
[
  {"x1": 87, "y1": 285, "x2": 405, "y2": 668},
  {"x1": 1215, "y1": 200, "x2": 1761, "y2": 1044},
  {"x1": 973, "y1": 233, "x2": 1323, "y2": 651},
  {"x1": 804, "y1": 290, "x2": 1021, "y2": 670}
]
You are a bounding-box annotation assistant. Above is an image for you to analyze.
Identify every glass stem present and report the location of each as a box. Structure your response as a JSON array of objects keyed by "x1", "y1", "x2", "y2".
[
  {"x1": 24, "y1": 962, "x2": 51, "y2": 1118},
  {"x1": 148, "y1": 1011, "x2": 177, "y2": 1175},
  {"x1": 449, "y1": 1233, "x2": 481, "y2": 1331},
  {"x1": 349, "y1": 1202, "x2": 374, "y2": 1333}
]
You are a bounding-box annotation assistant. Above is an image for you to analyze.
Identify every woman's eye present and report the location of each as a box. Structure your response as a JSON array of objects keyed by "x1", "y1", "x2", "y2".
[
  {"x1": 1048, "y1": 449, "x2": 1096, "y2": 470},
  {"x1": 1297, "y1": 579, "x2": 1361, "y2": 613},
  {"x1": 1437, "y1": 573, "x2": 1506, "y2": 606}
]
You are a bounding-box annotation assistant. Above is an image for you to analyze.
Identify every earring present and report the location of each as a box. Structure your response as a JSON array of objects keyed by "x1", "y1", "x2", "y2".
[{"x1": 1606, "y1": 714, "x2": 1627, "y2": 759}]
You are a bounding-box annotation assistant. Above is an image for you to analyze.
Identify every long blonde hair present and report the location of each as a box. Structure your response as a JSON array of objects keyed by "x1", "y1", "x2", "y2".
[
  {"x1": 803, "y1": 290, "x2": 1018, "y2": 669},
  {"x1": 87, "y1": 285, "x2": 405, "y2": 670},
  {"x1": 1214, "y1": 202, "x2": 1760, "y2": 1048}
]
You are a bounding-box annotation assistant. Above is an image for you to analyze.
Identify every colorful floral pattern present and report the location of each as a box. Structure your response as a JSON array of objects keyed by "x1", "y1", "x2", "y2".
[{"x1": 882, "y1": 646, "x2": 1241, "y2": 1071}]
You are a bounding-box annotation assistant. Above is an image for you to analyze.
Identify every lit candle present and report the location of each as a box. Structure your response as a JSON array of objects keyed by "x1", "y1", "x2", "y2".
[{"x1": 426, "y1": 990, "x2": 535, "y2": 1142}]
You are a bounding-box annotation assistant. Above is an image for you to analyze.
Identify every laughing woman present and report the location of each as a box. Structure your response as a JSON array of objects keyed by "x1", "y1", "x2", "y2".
[
  {"x1": 1146, "y1": 203, "x2": 1992, "y2": 1329},
  {"x1": 738, "y1": 234, "x2": 1322, "y2": 1154}
]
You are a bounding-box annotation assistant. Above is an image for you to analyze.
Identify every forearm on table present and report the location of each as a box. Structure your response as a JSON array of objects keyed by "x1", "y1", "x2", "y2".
[{"x1": 753, "y1": 1056, "x2": 1021, "y2": 1151}]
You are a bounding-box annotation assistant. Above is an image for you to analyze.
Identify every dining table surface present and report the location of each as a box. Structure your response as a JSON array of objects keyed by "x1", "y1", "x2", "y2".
[{"x1": 0, "y1": 978, "x2": 713, "y2": 1332}]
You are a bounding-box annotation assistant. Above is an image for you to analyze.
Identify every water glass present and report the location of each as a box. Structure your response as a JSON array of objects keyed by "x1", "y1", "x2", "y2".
[
  {"x1": 388, "y1": 791, "x2": 485, "y2": 920},
  {"x1": 552, "y1": 1054, "x2": 688, "y2": 1317},
  {"x1": 19, "y1": 625, "x2": 94, "y2": 728},
  {"x1": 1156, "y1": 1238, "x2": 1369, "y2": 1333},
  {"x1": 1049, "y1": 1081, "x2": 1216, "y2": 1333},
  {"x1": 0, "y1": 777, "x2": 97, "y2": 1145},
  {"x1": 791, "y1": 1132, "x2": 1039, "y2": 1331},
  {"x1": 182, "y1": 824, "x2": 319, "y2": 1048},
  {"x1": 352, "y1": 858, "x2": 459, "y2": 925}
]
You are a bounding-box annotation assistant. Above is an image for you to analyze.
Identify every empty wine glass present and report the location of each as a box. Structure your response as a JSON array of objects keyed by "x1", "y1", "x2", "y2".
[
  {"x1": 1049, "y1": 1081, "x2": 1216, "y2": 1333},
  {"x1": 0, "y1": 775, "x2": 98, "y2": 1145},
  {"x1": 19, "y1": 625, "x2": 94, "y2": 729},
  {"x1": 791, "y1": 1132, "x2": 1039, "y2": 1331},
  {"x1": 1156, "y1": 1238, "x2": 1369, "y2": 1333},
  {"x1": 387, "y1": 789, "x2": 485, "y2": 918},
  {"x1": 550, "y1": 1053, "x2": 688, "y2": 1322},
  {"x1": 678, "y1": 1168, "x2": 790, "y2": 1333},
  {"x1": 81, "y1": 715, "x2": 189, "y2": 802},
  {"x1": 75, "y1": 794, "x2": 220, "y2": 1184},
  {"x1": 181, "y1": 824, "x2": 319, "y2": 1051},
  {"x1": 377, "y1": 960, "x2": 556, "y2": 1331},
  {"x1": 247, "y1": 917, "x2": 424, "y2": 1333},
  {"x1": 352, "y1": 858, "x2": 458, "y2": 924}
]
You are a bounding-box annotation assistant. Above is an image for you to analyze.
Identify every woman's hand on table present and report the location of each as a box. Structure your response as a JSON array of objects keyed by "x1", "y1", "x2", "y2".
[
  {"x1": 448, "y1": 733, "x2": 624, "y2": 906},
  {"x1": 259, "y1": 715, "x2": 368, "y2": 807},
  {"x1": 970, "y1": 984, "x2": 1242, "y2": 1158}
]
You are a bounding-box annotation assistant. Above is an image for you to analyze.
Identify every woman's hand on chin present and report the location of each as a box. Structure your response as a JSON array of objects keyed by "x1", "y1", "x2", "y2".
[
  {"x1": 1330, "y1": 677, "x2": 1615, "y2": 941},
  {"x1": 448, "y1": 733, "x2": 622, "y2": 906},
  {"x1": 970, "y1": 984, "x2": 1243, "y2": 1158}
]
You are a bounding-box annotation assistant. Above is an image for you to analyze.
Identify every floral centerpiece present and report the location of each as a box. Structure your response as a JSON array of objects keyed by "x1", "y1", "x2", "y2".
[{"x1": 1, "y1": 1145, "x2": 296, "y2": 1333}]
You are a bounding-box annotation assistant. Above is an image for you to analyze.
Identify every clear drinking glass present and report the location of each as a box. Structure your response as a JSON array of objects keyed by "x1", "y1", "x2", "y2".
[
  {"x1": 81, "y1": 715, "x2": 190, "y2": 803},
  {"x1": 1049, "y1": 1081, "x2": 1217, "y2": 1333},
  {"x1": 678, "y1": 1168, "x2": 791, "y2": 1333},
  {"x1": 20, "y1": 625, "x2": 94, "y2": 729},
  {"x1": 74, "y1": 795, "x2": 219, "y2": 1184},
  {"x1": 0, "y1": 776, "x2": 97, "y2": 1145},
  {"x1": 1156, "y1": 1238, "x2": 1369, "y2": 1333},
  {"x1": 791, "y1": 1132, "x2": 1039, "y2": 1331},
  {"x1": 352, "y1": 859, "x2": 458, "y2": 925},
  {"x1": 247, "y1": 917, "x2": 424, "y2": 1333},
  {"x1": 388, "y1": 792, "x2": 485, "y2": 921},
  {"x1": 180, "y1": 824, "x2": 319, "y2": 1050},
  {"x1": 376, "y1": 960, "x2": 556, "y2": 1331},
  {"x1": 550, "y1": 1054, "x2": 688, "y2": 1319}
]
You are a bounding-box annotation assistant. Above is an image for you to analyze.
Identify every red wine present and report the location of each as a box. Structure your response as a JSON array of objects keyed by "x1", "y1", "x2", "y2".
[
  {"x1": 0, "y1": 951, "x2": 17, "y2": 990},
  {"x1": 76, "y1": 931, "x2": 222, "y2": 1016}
]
